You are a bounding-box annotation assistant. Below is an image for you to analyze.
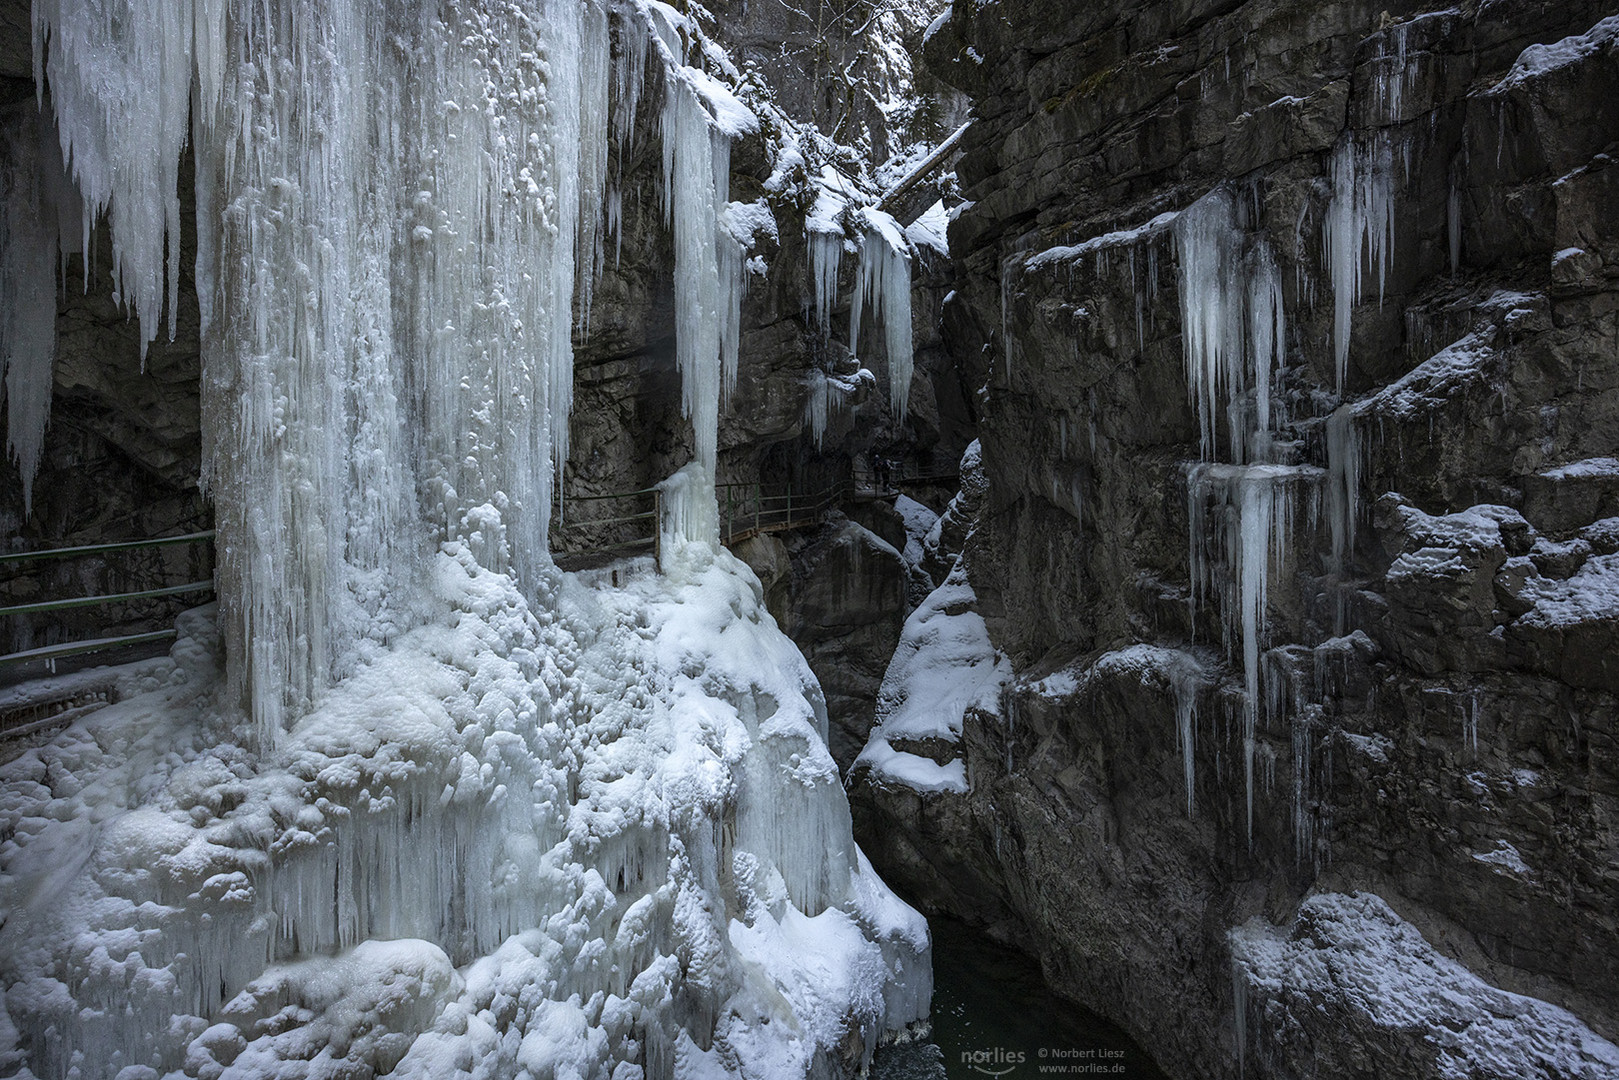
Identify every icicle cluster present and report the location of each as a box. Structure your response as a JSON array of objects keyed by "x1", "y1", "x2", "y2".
[
  {"x1": 850, "y1": 206, "x2": 915, "y2": 424},
  {"x1": 1324, "y1": 133, "x2": 1396, "y2": 390},
  {"x1": 32, "y1": 0, "x2": 206, "y2": 355},
  {"x1": 1174, "y1": 186, "x2": 1299, "y2": 839},
  {"x1": 808, "y1": 227, "x2": 844, "y2": 336},
  {"x1": 806, "y1": 368, "x2": 839, "y2": 450},
  {"x1": 1174, "y1": 188, "x2": 1285, "y2": 464},
  {"x1": 1, "y1": 106, "x2": 79, "y2": 513},
  {"x1": 1187, "y1": 464, "x2": 1310, "y2": 838}
]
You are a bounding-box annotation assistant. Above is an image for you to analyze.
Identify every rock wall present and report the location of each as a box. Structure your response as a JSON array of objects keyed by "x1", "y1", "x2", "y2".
[{"x1": 853, "y1": 2, "x2": 1619, "y2": 1077}]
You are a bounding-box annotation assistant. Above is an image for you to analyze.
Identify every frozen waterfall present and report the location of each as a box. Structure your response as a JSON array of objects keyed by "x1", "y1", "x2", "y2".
[{"x1": 0, "y1": 1, "x2": 931, "y2": 1077}]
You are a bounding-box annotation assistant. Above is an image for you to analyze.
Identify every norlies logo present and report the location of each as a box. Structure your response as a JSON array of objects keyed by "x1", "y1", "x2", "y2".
[{"x1": 963, "y1": 1047, "x2": 1028, "y2": 1076}]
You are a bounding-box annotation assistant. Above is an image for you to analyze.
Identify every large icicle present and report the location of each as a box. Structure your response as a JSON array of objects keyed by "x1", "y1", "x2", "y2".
[
  {"x1": 1, "y1": 107, "x2": 78, "y2": 513},
  {"x1": 1324, "y1": 133, "x2": 1395, "y2": 389},
  {"x1": 645, "y1": 5, "x2": 754, "y2": 498},
  {"x1": 1174, "y1": 188, "x2": 1285, "y2": 464},
  {"x1": 32, "y1": 0, "x2": 197, "y2": 354},
  {"x1": 850, "y1": 206, "x2": 914, "y2": 424},
  {"x1": 1188, "y1": 463, "x2": 1314, "y2": 842}
]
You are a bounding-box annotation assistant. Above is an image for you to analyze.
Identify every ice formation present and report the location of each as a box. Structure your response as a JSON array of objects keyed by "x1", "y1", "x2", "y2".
[
  {"x1": 1187, "y1": 464, "x2": 1314, "y2": 839},
  {"x1": 1325, "y1": 403, "x2": 1364, "y2": 626},
  {"x1": 1324, "y1": 132, "x2": 1396, "y2": 389},
  {"x1": 2, "y1": 0, "x2": 931, "y2": 1076},
  {"x1": 1173, "y1": 188, "x2": 1285, "y2": 465},
  {"x1": 850, "y1": 206, "x2": 915, "y2": 424},
  {"x1": 0, "y1": 106, "x2": 77, "y2": 514},
  {"x1": 808, "y1": 226, "x2": 844, "y2": 336},
  {"x1": 801, "y1": 366, "x2": 875, "y2": 451},
  {"x1": 1173, "y1": 185, "x2": 1303, "y2": 838},
  {"x1": 657, "y1": 60, "x2": 749, "y2": 477},
  {"x1": 0, "y1": 544, "x2": 931, "y2": 1078}
]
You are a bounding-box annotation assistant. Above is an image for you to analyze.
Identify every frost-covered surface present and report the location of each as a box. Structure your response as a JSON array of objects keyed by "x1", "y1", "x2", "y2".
[
  {"x1": 903, "y1": 199, "x2": 949, "y2": 256},
  {"x1": 1538, "y1": 456, "x2": 1619, "y2": 481},
  {"x1": 1515, "y1": 552, "x2": 1619, "y2": 628},
  {"x1": 1361, "y1": 331, "x2": 1494, "y2": 420},
  {"x1": 1024, "y1": 211, "x2": 1178, "y2": 270},
  {"x1": 1492, "y1": 15, "x2": 1619, "y2": 91},
  {"x1": 854, "y1": 563, "x2": 1011, "y2": 795},
  {"x1": 1231, "y1": 893, "x2": 1619, "y2": 1079},
  {"x1": 892, "y1": 495, "x2": 939, "y2": 572},
  {"x1": 0, "y1": 539, "x2": 929, "y2": 1078}
]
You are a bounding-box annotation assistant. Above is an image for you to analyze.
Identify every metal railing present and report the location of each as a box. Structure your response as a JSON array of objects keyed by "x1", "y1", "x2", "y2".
[
  {"x1": 549, "y1": 474, "x2": 882, "y2": 566},
  {"x1": 0, "y1": 531, "x2": 216, "y2": 671},
  {"x1": 718, "y1": 479, "x2": 852, "y2": 546}
]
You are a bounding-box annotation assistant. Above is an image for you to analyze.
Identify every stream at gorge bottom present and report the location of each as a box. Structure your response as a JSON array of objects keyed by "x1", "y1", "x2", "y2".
[{"x1": 872, "y1": 917, "x2": 1170, "y2": 1080}]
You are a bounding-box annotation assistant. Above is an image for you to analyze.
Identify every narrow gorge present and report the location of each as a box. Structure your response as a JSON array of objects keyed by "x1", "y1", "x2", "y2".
[{"x1": 0, "y1": 1, "x2": 1615, "y2": 1079}]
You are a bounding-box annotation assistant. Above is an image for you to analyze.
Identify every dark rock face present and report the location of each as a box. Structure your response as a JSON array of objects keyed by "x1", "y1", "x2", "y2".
[
  {"x1": 854, "y1": 2, "x2": 1619, "y2": 1077},
  {"x1": 748, "y1": 518, "x2": 907, "y2": 771}
]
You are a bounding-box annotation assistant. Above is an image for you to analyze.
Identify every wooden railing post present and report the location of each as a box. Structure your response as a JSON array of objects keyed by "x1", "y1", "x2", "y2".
[{"x1": 654, "y1": 489, "x2": 663, "y2": 574}]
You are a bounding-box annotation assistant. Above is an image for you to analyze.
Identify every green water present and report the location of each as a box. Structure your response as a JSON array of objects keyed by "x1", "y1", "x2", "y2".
[{"x1": 872, "y1": 918, "x2": 1170, "y2": 1080}]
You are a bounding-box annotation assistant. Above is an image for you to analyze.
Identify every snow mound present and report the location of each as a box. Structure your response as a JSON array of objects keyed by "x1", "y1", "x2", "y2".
[
  {"x1": 0, "y1": 538, "x2": 929, "y2": 1078},
  {"x1": 854, "y1": 562, "x2": 1011, "y2": 795}
]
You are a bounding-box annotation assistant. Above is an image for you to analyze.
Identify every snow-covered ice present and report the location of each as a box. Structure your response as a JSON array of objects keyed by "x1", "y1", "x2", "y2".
[
  {"x1": 855, "y1": 562, "x2": 1012, "y2": 796},
  {"x1": 0, "y1": 535, "x2": 930, "y2": 1078}
]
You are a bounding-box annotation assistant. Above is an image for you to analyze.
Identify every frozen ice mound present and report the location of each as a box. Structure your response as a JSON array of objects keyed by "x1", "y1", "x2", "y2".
[{"x1": 0, "y1": 537, "x2": 930, "y2": 1078}]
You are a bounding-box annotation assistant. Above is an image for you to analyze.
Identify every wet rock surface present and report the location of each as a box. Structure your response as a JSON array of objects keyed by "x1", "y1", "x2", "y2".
[{"x1": 854, "y1": 2, "x2": 1619, "y2": 1078}]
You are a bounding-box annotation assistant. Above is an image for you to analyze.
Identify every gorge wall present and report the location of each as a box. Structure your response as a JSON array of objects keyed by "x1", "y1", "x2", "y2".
[
  {"x1": 6, "y1": 0, "x2": 1619, "y2": 1077},
  {"x1": 852, "y1": 1, "x2": 1619, "y2": 1078}
]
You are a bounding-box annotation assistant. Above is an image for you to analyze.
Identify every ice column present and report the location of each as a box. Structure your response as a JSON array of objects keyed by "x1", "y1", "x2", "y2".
[
  {"x1": 1187, "y1": 464, "x2": 1302, "y2": 840},
  {"x1": 35, "y1": 0, "x2": 616, "y2": 745},
  {"x1": 660, "y1": 75, "x2": 745, "y2": 481}
]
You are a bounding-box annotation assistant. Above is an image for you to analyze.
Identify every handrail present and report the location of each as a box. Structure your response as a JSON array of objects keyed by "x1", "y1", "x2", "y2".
[
  {"x1": 554, "y1": 511, "x2": 658, "y2": 531},
  {"x1": 552, "y1": 466, "x2": 934, "y2": 569},
  {"x1": 0, "y1": 629, "x2": 180, "y2": 670},
  {"x1": 0, "y1": 530, "x2": 216, "y2": 565},
  {"x1": 0, "y1": 581, "x2": 215, "y2": 619}
]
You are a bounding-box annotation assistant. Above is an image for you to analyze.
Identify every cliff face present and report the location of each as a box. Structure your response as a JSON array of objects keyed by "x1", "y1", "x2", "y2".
[{"x1": 853, "y1": 1, "x2": 1619, "y2": 1076}]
